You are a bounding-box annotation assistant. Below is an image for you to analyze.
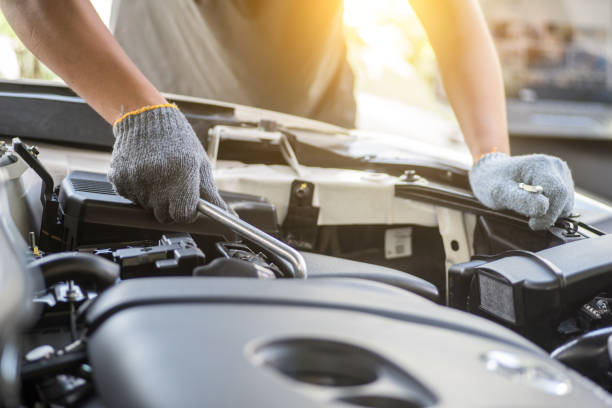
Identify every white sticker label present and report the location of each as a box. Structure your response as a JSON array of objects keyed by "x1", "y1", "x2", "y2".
[{"x1": 384, "y1": 228, "x2": 413, "y2": 259}]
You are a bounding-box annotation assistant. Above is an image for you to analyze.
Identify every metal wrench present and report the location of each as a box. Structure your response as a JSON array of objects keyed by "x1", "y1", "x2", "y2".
[{"x1": 197, "y1": 199, "x2": 307, "y2": 279}]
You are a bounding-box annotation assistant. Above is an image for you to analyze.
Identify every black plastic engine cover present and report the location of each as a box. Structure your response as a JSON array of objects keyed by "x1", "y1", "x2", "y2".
[
  {"x1": 57, "y1": 171, "x2": 279, "y2": 249},
  {"x1": 449, "y1": 235, "x2": 612, "y2": 349},
  {"x1": 85, "y1": 278, "x2": 605, "y2": 408}
]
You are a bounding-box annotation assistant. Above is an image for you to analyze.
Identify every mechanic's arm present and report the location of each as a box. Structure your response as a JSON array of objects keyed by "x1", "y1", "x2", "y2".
[
  {"x1": 410, "y1": 0, "x2": 574, "y2": 230},
  {"x1": 0, "y1": 0, "x2": 226, "y2": 222},
  {"x1": 409, "y1": 0, "x2": 508, "y2": 160},
  {"x1": 0, "y1": 0, "x2": 165, "y2": 123}
]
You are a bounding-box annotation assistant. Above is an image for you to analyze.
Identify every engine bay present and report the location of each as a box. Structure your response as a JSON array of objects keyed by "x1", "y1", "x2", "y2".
[{"x1": 3, "y1": 133, "x2": 612, "y2": 407}]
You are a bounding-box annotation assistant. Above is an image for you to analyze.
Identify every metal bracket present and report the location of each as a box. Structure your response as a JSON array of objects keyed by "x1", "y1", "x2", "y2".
[
  {"x1": 282, "y1": 180, "x2": 320, "y2": 250},
  {"x1": 436, "y1": 207, "x2": 476, "y2": 305},
  {"x1": 12, "y1": 138, "x2": 62, "y2": 252}
]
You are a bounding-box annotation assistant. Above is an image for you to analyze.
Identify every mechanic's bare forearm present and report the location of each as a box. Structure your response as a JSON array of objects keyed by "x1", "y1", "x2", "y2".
[
  {"x1": 0, "y1": 0, "x2": 166, "y2": 124},
  {"x1": 410, "y1": 0, "x2": 510, "y2": 161}
]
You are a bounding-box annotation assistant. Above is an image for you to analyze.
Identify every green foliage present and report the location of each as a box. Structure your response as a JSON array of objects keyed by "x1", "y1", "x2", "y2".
[
  {"x1": 0, "y1": 10, "x2": 58, "y2": 80},
  {"x1": 0, "y1": 11, "x2": 15, "y2": 37}
]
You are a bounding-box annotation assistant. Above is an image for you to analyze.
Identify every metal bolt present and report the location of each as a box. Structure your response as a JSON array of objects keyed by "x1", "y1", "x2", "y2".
[
  {"x1": 66, "y1": 280, "x2": 79, "y2": 302},
  {"x1": 362, "y1": 155, "x2": 375, "y2": 161},
  {"x1": 294, "y1": 183, "x2": 309, "y2": 199},
  {"x1": 518, "y1": 183, "x2": 543, "y2": 194},
  {"x1": 28, "y1": 146, "x2": 40, "y2": 158},
  {"x1": 401, "y1": 169, "x2": 418, "y2": 182},
  {"x1": 28, "y1": 232, "x2": 36, "y2": 249}
]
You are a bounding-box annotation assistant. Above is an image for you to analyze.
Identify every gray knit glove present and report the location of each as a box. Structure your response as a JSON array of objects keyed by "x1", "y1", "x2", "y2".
[
  {"x1": 109, "y1": 104, "x2": 227, "y2": 223},
  {"x1": 469, "y1": 153, "x2": 574, "y2": 230}
]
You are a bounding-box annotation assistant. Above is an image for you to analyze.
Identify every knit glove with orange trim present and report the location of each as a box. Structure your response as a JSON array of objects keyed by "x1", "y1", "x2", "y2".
[
  {"x1": 469, "y1": 152, "x2": 574, "y2": 230},
  {"x1": 109, "y1": 104, "x2": 227, "y2": 223}
]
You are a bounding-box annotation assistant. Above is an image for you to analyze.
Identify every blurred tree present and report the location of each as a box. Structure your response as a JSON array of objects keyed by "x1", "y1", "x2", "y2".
[{"x1": 0, "y1": 11, "x2": 58, "y2": 80}]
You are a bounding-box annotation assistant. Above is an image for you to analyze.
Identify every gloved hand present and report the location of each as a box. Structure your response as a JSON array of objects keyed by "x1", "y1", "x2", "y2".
[
  {"x1": 469, "y1": 152, "x2": 574, "y2": 230},
  {"x1": 108, "y1": 104, "x2": 227, "y2": 223}
]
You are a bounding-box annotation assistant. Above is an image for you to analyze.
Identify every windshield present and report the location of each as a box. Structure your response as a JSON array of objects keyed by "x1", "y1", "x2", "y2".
[{"x1": 481, "y1": 0, "x2": 612, "y2": 103}]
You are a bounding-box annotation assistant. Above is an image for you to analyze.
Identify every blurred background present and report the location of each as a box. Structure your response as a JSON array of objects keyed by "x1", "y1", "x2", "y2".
[
  {"x1": 0, "y1": 1, "x2": 449, "y2": 132},
  {"x1": 0, "y1": 0, "x2": 111, "y2": 80},
  {"x1": 1, "y1": 0, "x2": 611, "y2": 199}
]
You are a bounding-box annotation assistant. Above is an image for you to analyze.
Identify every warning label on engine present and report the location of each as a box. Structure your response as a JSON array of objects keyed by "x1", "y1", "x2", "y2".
[{"x1": 384, "y1": 227, "x2": 413, "y2": 259}]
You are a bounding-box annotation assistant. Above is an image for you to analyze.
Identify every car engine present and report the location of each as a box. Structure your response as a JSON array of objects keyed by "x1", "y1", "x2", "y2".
[{"x1": 2, "y1": 130, "x2": 612, "y2": 407}]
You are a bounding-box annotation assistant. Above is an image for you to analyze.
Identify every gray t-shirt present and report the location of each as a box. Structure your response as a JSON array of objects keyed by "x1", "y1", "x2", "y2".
[{"x1": 111, "y1": 0, "x2": 356, "y2": 128}]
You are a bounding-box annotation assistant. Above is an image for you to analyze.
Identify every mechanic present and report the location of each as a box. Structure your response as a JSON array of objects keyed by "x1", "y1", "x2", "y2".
[{"x1": 0, "y1": 0, "x2": 573, "y2": 230}]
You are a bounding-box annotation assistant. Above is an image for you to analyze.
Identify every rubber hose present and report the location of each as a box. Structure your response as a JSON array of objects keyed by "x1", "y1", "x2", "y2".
[{"x1": 29, "y1": 252, "x2": 119, "y2": 289}]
